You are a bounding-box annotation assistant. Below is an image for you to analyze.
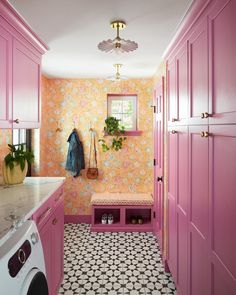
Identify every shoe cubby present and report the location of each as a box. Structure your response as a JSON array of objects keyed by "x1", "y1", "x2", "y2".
[
  {"x1": 125, "y1": 207, "x2": 152, "y2": 226},
  {"x1": 91, "y1": 205, "x2": 153, "y2": 232}
]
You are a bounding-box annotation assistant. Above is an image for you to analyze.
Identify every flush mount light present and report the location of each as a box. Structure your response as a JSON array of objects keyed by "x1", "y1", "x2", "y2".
[
  {"x1": 107, "y1": 64, "x2": 128, "y2": 81},
  {"x1": 98, "y1": 20, "x2": 138, "y2": 54}
]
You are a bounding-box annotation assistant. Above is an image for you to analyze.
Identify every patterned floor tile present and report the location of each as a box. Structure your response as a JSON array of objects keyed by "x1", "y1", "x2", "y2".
[{"x1": 58, "y1": 223, "x2": 177, "y2": 295}]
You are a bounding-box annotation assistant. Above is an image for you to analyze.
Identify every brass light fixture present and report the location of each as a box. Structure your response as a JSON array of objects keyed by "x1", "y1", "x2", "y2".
[
  {"x1": 98, "y1": 20, "x2": 138, "y2": 54},
  {"x1": 107, "y1": 64, "x2": 127, "y2": 81}
]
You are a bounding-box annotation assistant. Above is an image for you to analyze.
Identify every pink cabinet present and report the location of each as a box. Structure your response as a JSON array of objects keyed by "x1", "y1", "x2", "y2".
[
  {"x1": 176, "y1": 43, "x2": 188, "y2": 125},
  {"x1": 209, "y1": 125, "x2": 236, "y2": 294},
  {"x1": 32, "y1": 186, "x2": 64, "y2": 295},
  {"x1": 167, "y1": 58, "x2": 178, "y2": 125},
  {"x1": 51, "y1": 201, "x2": 64, "y2": 295},
  {"x1": 0, "y1": 1, "x2": 48, "y2": 129},
  {"x1": 0, "y1": 24, "x2": 12, "y2": 128},
  {"x1": 189, "y1": 125, "x2": 210, "y2": 295},
  {"x1": 188, "y1": 18, "x2": 209, "y2": 125},
  {"x1": 167, "y1": 127, "x2": 177, "y2": 280},
  {"x1": 12, "y1": 39, "x2": 41, "y2": 128},
  {"x1": 209, "y1": 0, "x2": 236, "y2": 125},
  {"x1": 153, "y1": 77, "x2": 164, "y2": 251}
]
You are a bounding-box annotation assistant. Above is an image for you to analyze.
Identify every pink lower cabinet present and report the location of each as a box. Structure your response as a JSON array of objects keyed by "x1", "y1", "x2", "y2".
[
  {"x1": 209, "y1": 125, "x2": 236, "y2": 294},
  {"x1": 189, "y1": 125, "x2": 210, "y2": 295},
  {"x1": 32, "y1": 186, "x2": 64, "y2": 295},
  {"x1": 168, "y1": 126, "x2": 188, "y2": 294}
]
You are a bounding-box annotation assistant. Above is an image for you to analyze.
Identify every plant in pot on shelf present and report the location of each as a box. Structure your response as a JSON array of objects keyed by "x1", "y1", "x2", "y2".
[
  {"x1": 99, "y1": 117, "x2": 126, "y2": 152},
  {"x1": 3, "y1": 144, "x2": 34, "y2": 185}
]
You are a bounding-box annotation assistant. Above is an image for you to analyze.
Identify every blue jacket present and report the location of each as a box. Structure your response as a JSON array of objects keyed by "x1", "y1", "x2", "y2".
[{"x1": 65, "y1": 130, "x2": 85, "y2": 177}]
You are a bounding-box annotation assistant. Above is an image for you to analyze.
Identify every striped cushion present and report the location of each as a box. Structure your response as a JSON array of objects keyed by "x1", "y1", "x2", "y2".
[{"x1": 91, "y1": 193, "x2": 153, "y2": 206}]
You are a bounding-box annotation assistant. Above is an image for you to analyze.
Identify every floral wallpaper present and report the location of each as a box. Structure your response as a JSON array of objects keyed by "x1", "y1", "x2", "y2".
[{"x1": 37, "y1": 76, "x2": 154, "y2": 216}]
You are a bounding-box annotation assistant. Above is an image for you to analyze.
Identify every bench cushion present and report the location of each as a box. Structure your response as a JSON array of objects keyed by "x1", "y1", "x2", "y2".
[{"x1": 91, "y1": 193, "x2": 153, "y2": 206}]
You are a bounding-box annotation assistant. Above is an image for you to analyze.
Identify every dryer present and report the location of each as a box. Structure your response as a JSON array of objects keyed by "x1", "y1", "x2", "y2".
[{"x1": 0, "y1": 220, "x2": 48, "y2": 295}]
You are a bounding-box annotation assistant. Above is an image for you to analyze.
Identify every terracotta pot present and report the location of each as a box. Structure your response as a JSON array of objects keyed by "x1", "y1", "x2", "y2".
[{"x1": 2, "y1": 160, "x2": 28, "y2": 185}]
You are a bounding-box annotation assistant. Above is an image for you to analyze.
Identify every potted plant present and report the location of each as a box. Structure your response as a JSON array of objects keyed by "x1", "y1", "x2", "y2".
[
  {"x1": 99, "y1": 117, "x2": 126, "y2": 152},
  {"x1": 2, "y1": 144, "x2": 34, "y2": 185}
]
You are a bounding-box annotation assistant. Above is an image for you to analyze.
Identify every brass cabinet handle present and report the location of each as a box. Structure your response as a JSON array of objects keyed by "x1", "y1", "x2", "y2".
[
  {"x1": 171, "y1": 130, "x2": 177, "y2": 134},
  {"x1": 38, "y1": 207, "x2": 52, "y2": 225},
  {"x1": 200, "y1": 131, "x2": 210, "y2": 138},
  {"x1": 172, "y1": 118, "x2": 178, "y2": 122},
  {"x1": 14, "y1": 119, "x2": 20, "y2": 124},
  {"x1": 52, "y1": 218, "x2": 58, "y2": 225},
  {"x1": 200, "y1": 131, "x2": 205, "y2": 137},
  {"x1": 201, "y1": 112, "x2": 211, "y2": 119}
]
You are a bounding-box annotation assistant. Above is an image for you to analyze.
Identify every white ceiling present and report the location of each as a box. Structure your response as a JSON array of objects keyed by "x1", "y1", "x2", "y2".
[{"x1": 9, "y1": 0, "x2": 192, "y2": 79}]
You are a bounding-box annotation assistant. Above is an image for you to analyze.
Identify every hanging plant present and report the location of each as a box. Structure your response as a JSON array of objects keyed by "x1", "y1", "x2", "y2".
[{"x1": 99, "y1": 117, "x2": 126, "y2": 152}]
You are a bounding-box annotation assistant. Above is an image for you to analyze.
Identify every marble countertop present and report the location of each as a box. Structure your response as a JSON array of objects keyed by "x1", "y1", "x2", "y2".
[{"x1": 0, "y1": 177, "x2": 65, "y2": 246}]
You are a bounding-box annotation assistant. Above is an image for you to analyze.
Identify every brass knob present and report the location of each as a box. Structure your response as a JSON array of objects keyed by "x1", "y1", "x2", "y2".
[
  {"x1": 201, "y1": 113, "x2": 205, "y2": 119},
  {"x1": 14, "y1": 118, "x2": 20, "y2": 124},
  {"x1": 200, "y1": 131, "x2": 205, "y2": 137},
  {"x1": 172, "y1": 118, "x2": 178, "y2": 122},
  {"x1": 52, "y1": 218, "x2": 58, "y2": 225},
  {"x1": 171, "y1": 130, "x2": 177, "y2": 134},
  {"x1": 204, "y1": 132, "x2": 210, "y2": 138},
  {"x1": 204, "y1": 112, "x2": 210, "y2": 118}
]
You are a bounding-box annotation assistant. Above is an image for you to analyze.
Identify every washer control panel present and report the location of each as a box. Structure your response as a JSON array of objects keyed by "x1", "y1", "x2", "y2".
[{"x1": 8, "y1": 240, "x2": 31, "y2": 277}]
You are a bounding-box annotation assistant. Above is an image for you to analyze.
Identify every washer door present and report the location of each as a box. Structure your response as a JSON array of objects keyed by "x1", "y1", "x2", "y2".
[{"x1": 21, "y1": 268, "x2": 48, "y2": 295}]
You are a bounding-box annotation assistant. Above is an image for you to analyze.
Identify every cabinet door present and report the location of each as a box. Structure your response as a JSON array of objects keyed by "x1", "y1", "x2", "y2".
[
  {"x1": 209, "y1": 0, "x2": 236, "y2": 124},
  {"x1": 39, "y1": 220, "x2": 52, "y2": 295},
  {"x1": 51, "y1": 201, "x2": 64, "y2": 295},
  {"x1": 188, "y1": 18, "x2": 209, "y2": 125},
  {"x1": 12, "y1": 38, "x2": 41, "y2": 128},
  {"x1": 176, "y1": 43, "x2": 188, "y2": 125},
  {"x1": 189, "y1": 126, "x2": 210, "y2": 295},
  {"x1": 0, "y1": 24, "x2": 12, "y2": 128},
  {"x1": 209, "y1": 125, "x2": 236, "y2": 295},
  {"x1": 167, "y1": 58, "x2": 178, "y2": 125},
  {"x1": 167, "y1": 127, "x2": 177, "y2": 280},
  {"x1": 153, "y1": 77, "x2": 164, "y2": 250},
  {"x1": 176, "y1": 126, "x2": 188, "y2": 295}
]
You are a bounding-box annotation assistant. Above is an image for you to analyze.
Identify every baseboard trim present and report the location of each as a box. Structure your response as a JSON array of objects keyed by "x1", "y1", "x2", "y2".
[{"x1": 64, "y1": 215, "x2": 91, "y2": 224}]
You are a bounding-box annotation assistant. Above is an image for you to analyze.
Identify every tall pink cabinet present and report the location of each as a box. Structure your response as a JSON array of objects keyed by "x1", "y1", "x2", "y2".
[
  {"x1": 0, "y1": 0, "x2": 48, "y2": 129},
  {"x1": 165, "y1": 0, "x2": 236, "y2": 294}
]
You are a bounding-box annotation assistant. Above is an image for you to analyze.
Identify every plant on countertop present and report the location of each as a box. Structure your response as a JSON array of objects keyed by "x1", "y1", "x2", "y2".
[
  {"x1": 4, "y1": 144, "x2": 34, "y2": 171},
  {"x1": 99, "y1": 117, "x2": 126, "y2": 152}
]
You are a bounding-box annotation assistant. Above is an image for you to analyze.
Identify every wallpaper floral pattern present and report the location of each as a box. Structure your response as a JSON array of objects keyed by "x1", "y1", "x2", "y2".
[{"x1": 38, "y1": 77, "x2": 153, "y2": 215}]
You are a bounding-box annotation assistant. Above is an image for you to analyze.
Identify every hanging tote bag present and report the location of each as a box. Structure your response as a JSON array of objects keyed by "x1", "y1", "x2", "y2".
[{"x1": 86, "y1": 130, "x2": 99, "y2": 179}]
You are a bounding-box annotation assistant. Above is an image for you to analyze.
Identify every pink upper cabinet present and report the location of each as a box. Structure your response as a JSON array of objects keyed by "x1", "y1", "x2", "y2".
[
  {"x1": 176, "y1": 43, "x2": 188, "y2": 125},
  {"x1": 12, "y1": 39, "x2": 41, "y2": 128},
  {"x1": 209, "y1": 0, "x2": 236, "y2": 124},
  {"x1": 167, "y1": 58, "x2": 178, "y2": 125},
  {"x1": 0, "y1": 0, "x2": 48, "y2": 129},
  {"x1": 188, "y1": 18, "x2": 209, "y2": 125},
  {"x1": 0, "y1": 23, "x2": 12, "y2": 128}
]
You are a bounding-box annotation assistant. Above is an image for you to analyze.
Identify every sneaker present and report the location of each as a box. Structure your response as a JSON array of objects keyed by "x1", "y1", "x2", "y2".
[
  {"x1": 108, "y1": 214, "x2": 114, "y2": 224},
  {"x1": 101, "y1": 214, "x2": 107, "y2": 224}
]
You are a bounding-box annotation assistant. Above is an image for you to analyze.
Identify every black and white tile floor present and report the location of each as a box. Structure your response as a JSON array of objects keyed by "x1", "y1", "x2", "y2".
[{"x1": 58, "y1": 223, "x2": 177, "y2": 295}]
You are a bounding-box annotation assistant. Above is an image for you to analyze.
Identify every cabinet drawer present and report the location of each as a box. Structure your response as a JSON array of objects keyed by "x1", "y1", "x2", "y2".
[
  {"x1": 32, "y1": 197, "x2": 53, "y2": 230},
  {"x1": 52, "y1": 186, "x2": 64, "y2": 207}
]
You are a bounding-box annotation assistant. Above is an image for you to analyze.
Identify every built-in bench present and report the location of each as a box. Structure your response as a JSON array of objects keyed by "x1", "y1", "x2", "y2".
[{"x1": 90, "y1": 193, "x2": 153, "y2": 232}]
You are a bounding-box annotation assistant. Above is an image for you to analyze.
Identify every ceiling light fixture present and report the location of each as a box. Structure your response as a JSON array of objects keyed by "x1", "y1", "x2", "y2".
[
  {"x1": 107, "y1": 64, "x2": 127, "y2": 81},
  {"x1": 98, "y1": 20, "x2": 138, "y2": 54}
]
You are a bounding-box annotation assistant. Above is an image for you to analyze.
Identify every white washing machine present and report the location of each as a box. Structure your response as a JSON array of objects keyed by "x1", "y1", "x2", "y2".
[{"x1": 0, "y1": 220, "x2": 48, "y2": 295}]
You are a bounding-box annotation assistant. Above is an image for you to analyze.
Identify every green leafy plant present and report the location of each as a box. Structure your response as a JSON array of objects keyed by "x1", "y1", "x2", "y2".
[
  {"x1": 4, "y1": 144, "x2": 34, "y2": 171},
  {"x1": 99, "y1": 117, "x2": 126, "y2": 152}
]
